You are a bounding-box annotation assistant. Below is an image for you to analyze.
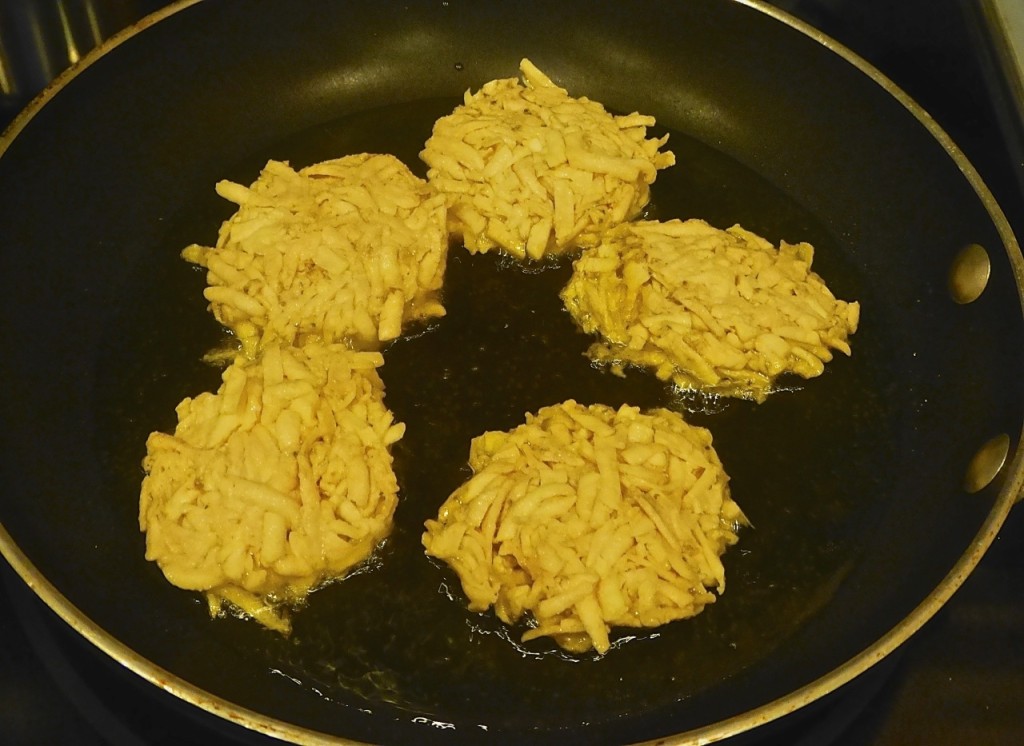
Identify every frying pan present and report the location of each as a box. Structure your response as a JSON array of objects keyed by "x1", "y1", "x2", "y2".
[{"x1": 0, "y1": 0, "x2": 1021, "y2": 743}]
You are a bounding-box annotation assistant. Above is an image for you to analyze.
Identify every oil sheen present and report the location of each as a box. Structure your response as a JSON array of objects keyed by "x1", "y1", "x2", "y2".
[{"x1": 98, "y1": 98, "x2": 894, "y2": 734}]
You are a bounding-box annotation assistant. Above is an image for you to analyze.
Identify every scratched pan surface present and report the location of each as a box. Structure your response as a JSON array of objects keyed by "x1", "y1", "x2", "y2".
[{"x1": 0, "y1": 1, "x2": 1022, "y2": 744}]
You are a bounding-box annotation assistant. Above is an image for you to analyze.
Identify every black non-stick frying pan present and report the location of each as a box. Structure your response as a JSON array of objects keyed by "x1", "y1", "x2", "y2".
[{"x1": 1, "y1": 1, "x2": 1022, "y2": 743}]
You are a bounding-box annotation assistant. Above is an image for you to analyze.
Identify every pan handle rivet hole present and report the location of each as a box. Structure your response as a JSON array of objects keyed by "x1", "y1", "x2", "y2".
[
  {"x1": 964, "y1": 433, "x2": 1009, "y2": 493},
  {"x1": 948, "y1": 243, "x2": 991, "y2": 304}
]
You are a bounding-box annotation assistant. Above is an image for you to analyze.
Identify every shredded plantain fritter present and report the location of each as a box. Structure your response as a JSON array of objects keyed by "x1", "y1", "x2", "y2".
[
  {"x1": 423, "y1": 400, "x2": 746, "y2": 655},
  {"x1": 140, "y1": 342, "x2": 405, "y2": 634},
  {"x1": 421, "y1": 58, "x2": 675, "y2": 261},
  {"x1": 561, "y1": 218, "x2": 860, "y2": 402},
  {"x1": 182, "y1": 154, "x2": 448, "y2": 358}
]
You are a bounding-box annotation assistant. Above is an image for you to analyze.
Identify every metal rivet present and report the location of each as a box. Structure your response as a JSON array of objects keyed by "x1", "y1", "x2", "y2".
[
  {"x1": 964, "y1": 433, "x2": 1010, "y2": 493},
  {"x1": 948, "y1": 243, "x2": 991, "y2": 304}
]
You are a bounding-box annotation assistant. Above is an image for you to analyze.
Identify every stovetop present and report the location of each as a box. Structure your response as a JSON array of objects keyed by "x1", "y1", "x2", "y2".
[{"x1": 1, "y1": 1, "x2": 1022, "y2": 744}]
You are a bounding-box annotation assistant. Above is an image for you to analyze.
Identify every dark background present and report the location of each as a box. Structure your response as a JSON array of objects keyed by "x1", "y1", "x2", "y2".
[{"x1": 0, "y1": 0, "x2": 1021, "y2": 743}]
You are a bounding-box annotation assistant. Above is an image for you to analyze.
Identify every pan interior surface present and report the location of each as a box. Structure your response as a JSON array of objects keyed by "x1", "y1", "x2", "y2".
[{"x1": 0, "y1": 1, "x2": 1021, "y2": 744}]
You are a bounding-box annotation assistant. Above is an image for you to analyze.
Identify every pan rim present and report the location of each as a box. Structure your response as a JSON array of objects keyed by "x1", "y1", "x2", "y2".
[{"x1": 0, "y1": 0, "x2": 1022, "y2": 743}]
